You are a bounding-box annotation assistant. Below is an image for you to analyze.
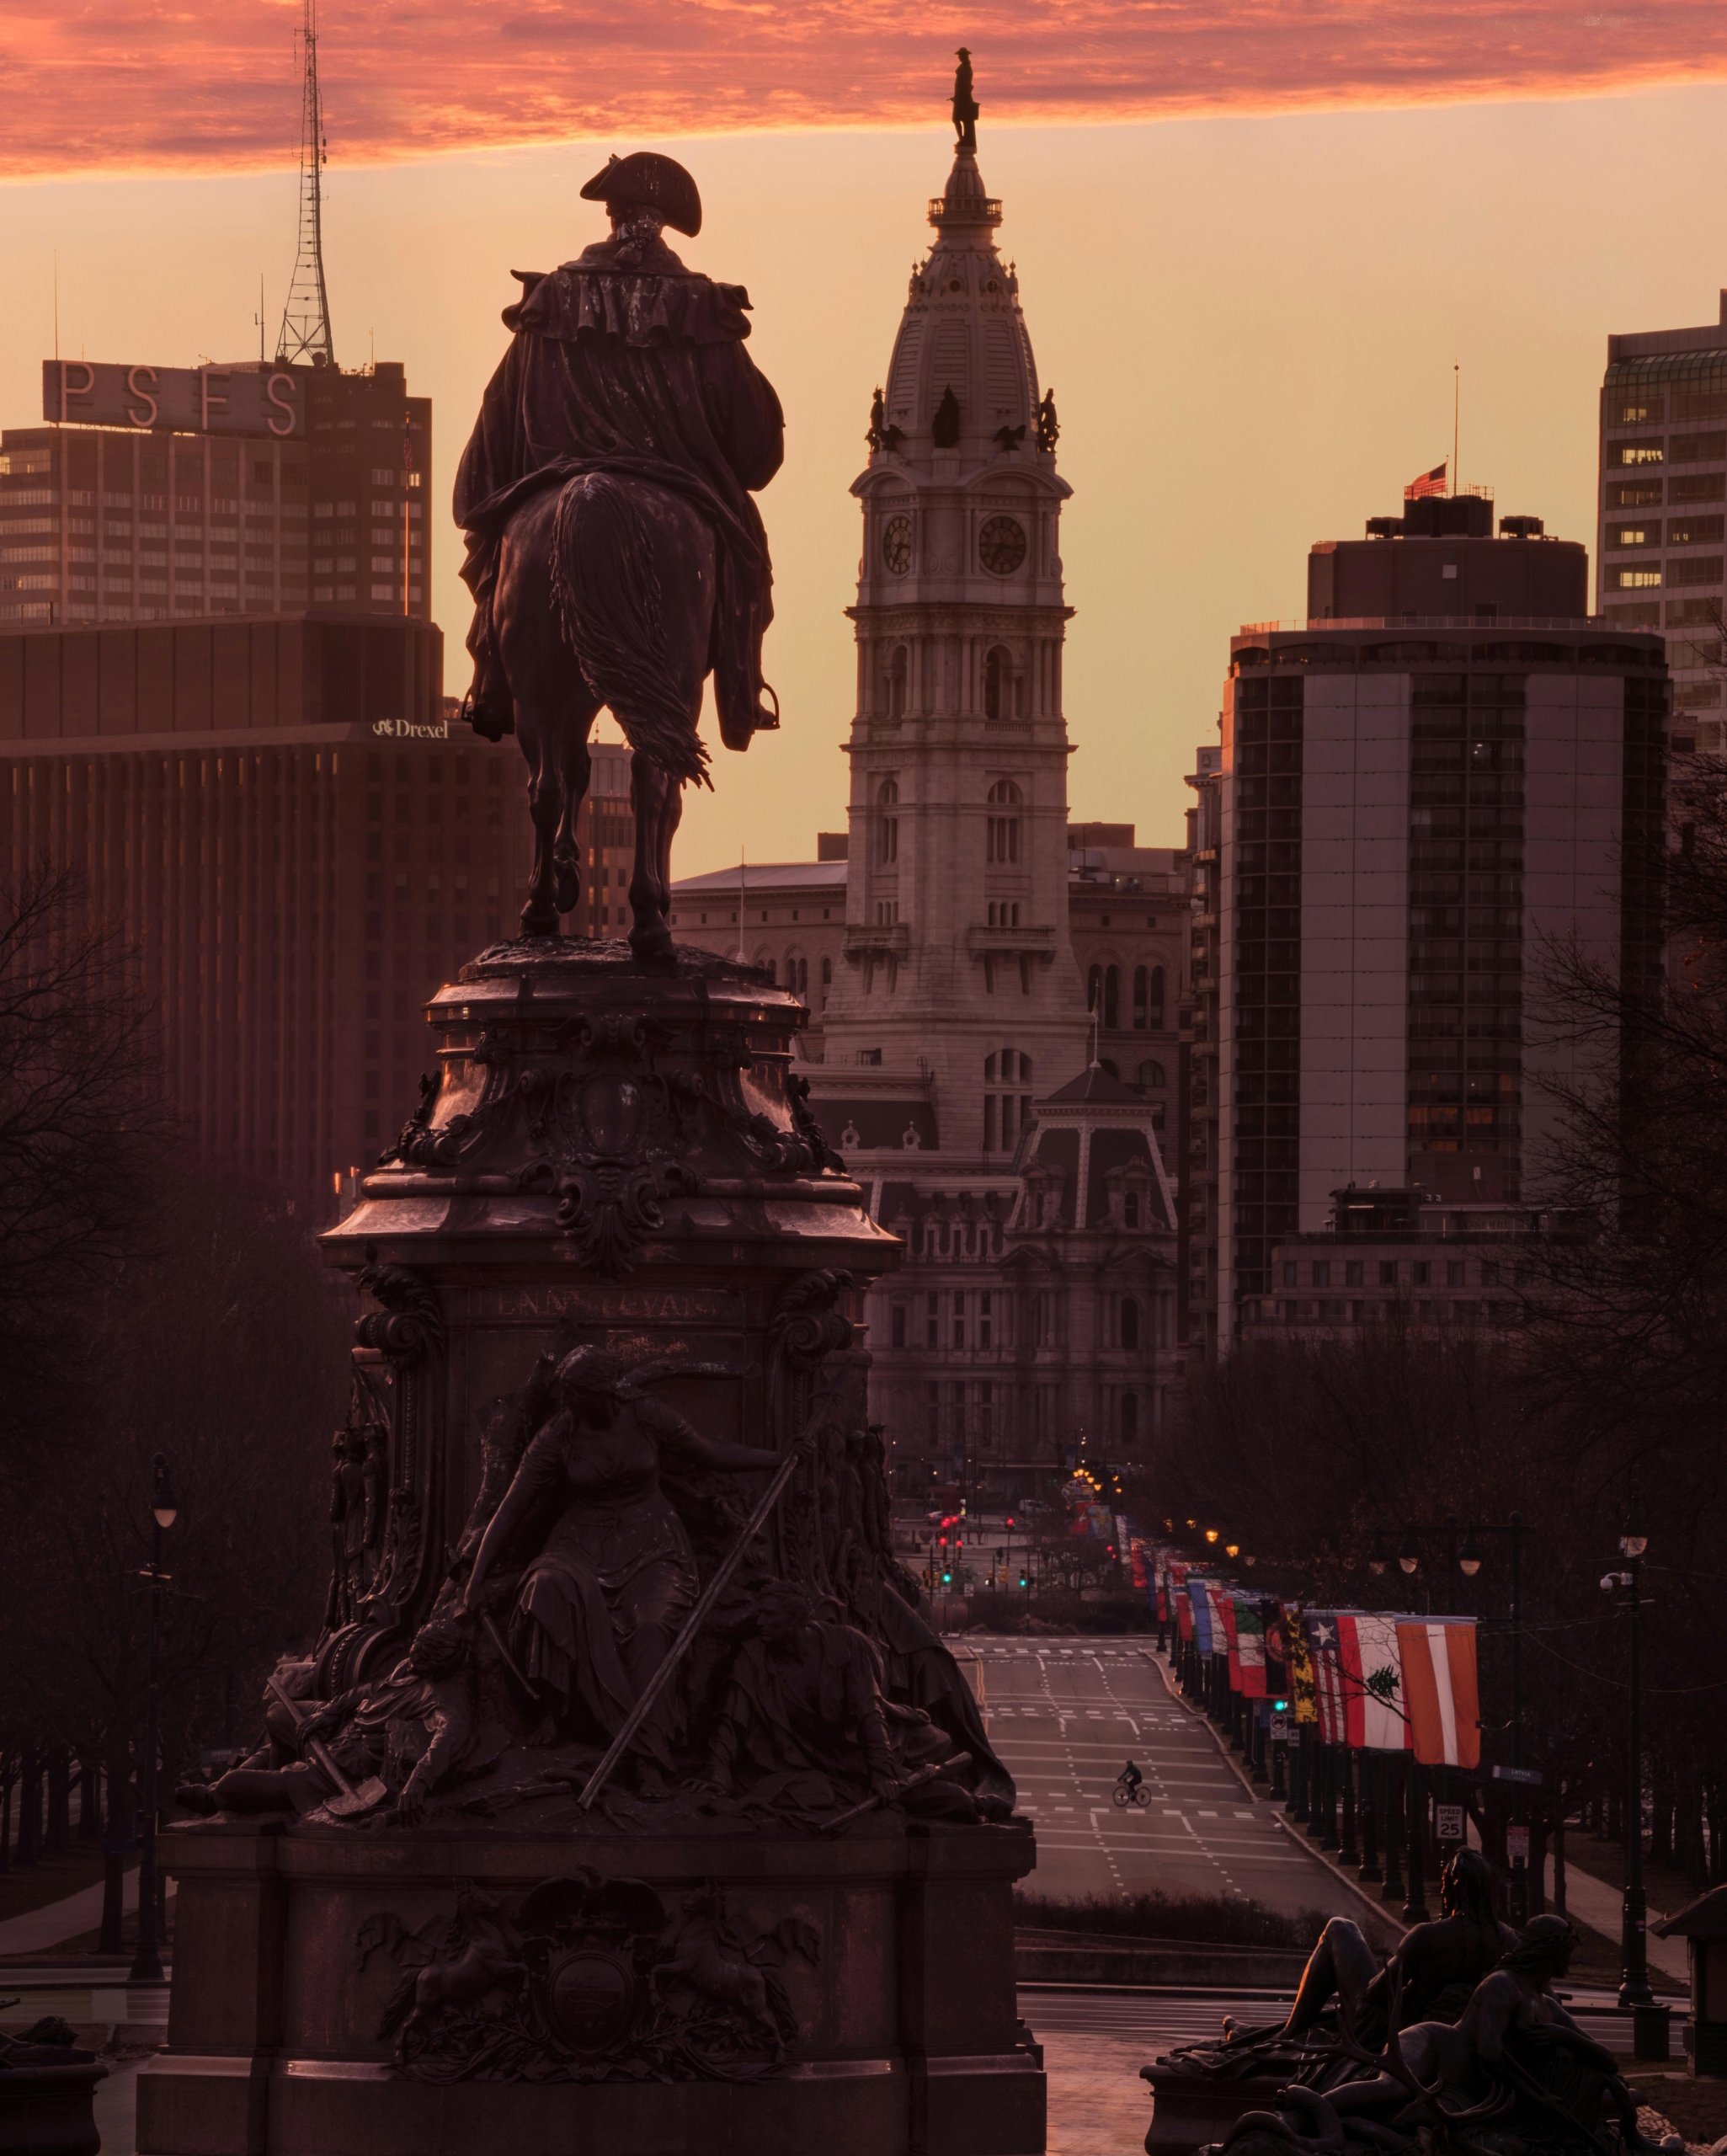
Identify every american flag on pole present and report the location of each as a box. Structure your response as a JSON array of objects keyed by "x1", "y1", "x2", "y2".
[{"x1": 1405, "y1": 460, "x2": 1447, "y2": 500}]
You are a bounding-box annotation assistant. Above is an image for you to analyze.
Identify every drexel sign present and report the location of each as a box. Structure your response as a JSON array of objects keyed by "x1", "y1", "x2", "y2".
[
  {"x1": 40, "y1": 360, "x2": 306, "y2": 440},
  {"x1": 372, "y1": 720, "x2": 450, "y2": 739}
]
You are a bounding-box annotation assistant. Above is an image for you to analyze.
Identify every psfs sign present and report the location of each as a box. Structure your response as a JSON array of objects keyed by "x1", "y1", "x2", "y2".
[{"x1": 41, "y1": 361, "x2": 305, "y2": 440}]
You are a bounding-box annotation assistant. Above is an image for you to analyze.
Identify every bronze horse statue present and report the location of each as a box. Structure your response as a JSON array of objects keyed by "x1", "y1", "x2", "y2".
[{"x1": 454, "y1": 152, "x2": 784, "y2": 963}]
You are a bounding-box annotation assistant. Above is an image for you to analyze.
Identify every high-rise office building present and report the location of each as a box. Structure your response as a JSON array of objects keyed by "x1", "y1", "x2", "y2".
[
  {"x1": 1187, "y1": 496, "x2": 1668, "y2": 1355},
  {"x1": 1, "y1": 359, "x2": 429, "y2": 627},
  {"x1": 0, "y1": 613, "x2": 536, "y2": 1219},
  {"x1": 1597, "y1": 291, "x2": 1727, "y2": 749}
]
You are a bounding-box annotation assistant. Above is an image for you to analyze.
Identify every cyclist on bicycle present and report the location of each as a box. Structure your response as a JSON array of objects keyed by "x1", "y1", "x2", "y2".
[{"x1": 1118, "y1": 1760, "x2": 1143, "y2": 1795}]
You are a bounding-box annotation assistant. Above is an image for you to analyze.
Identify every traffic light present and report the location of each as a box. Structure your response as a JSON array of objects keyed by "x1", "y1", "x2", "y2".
[
  {"x1": 1018, "y1": 1572, "x2": 1027, "y2": 1588},
  {"x1": 1272, "y1": 1697, "x2": 1289, "y2": 1713},
  {"x1": 941, "y1": 1569, "x2": 952, "y2": 1584}
]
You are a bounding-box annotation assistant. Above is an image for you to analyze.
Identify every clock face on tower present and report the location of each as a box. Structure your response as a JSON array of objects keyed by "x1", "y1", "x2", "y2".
[
  {"x1": 882, "y1": 515, "x2": 913, "y2": 575},
  {"x1": 978, "y1": 516, "x2": 1028, "y2": 576}
]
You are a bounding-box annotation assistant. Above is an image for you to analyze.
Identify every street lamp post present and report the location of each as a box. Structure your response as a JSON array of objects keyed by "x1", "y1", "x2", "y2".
[
  {"x1": 1607, "y1": 1501, "x2": 1652, "y2": 2011},
  {"x1": 129, "y1": 1453, "x2": 179, "y2": 1986},
  {"x1": 1458, "y1": 1513, "x2": 1527, "y2": 1919}
]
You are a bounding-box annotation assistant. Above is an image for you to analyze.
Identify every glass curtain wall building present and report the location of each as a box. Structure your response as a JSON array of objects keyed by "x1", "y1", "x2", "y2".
[{"x1": 1598, "y1": 294, "x2": 1727, "y2": 748}]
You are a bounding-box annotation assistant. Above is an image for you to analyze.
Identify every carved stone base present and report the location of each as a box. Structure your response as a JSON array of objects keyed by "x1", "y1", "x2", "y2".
[{"x1": 138, "y1": 1820, "x2": 1044, "y2": 2156}]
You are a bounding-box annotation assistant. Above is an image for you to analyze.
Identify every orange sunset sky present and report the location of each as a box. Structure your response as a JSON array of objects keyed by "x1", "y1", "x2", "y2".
[{"x1": 5, "y1": 8, "x2": 1727, "y2": 870}]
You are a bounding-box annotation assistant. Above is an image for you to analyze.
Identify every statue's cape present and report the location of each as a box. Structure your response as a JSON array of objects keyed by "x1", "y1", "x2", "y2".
[
  {"x1": 503, "y1": 262, "x2": 756, "y2": 349},
  {"x1": 454, "y1": 240, "x2": 784, "y2": 752}
]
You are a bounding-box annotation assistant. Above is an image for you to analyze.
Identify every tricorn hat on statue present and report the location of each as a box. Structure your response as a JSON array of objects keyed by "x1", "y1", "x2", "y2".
[{"x1": 580, "y1": 152, "x2": 702, "y2": 238}]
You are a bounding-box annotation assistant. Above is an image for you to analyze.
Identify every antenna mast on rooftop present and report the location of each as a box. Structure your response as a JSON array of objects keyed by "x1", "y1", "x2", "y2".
[{"x1": 276, "y1": 0, "x2": 335, "y2": 366}]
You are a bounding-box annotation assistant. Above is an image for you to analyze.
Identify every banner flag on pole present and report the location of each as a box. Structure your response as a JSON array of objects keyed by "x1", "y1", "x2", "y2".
[
  {"x1": 1220, "y1": 1590, "x2": 1241, "y2": 1689},
  {"x1": 1175, "y1": 1564, "x2": 1194, "y2": 1641},
  {"x1": 1394, "y1": 1617, "x2": 1480, "y2": 1768},
  {"x1": 1261, "y1": 1598, "x2": 1291, "y2": 1705},
  {"x1": 1128, "y1": 1537, "x2": 1148, "y2": 1591},
  {"x1": 1205, "y1": 1580, "x2": 1231, "y2": 1664},
  {"x1": 1306, "y1": 1609, "x2": 1356, "y2": 1743},
  {"x1": 1353, "y1": 1612, "x2": 1411, "y2": 1751},
  {"x1": 1189, "y1": 1578, "x2": 1214, "y2": 1656},
  {"x1": 1284, "y1": 1605, "x2": 1319, "y2": 1724},
  {"x1": 1234, "y1": 1596, "x2": 1266, "y2": 1698}
]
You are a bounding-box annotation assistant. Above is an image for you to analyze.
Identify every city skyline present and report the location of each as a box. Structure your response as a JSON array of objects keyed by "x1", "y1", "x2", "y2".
[{"x1": 5, "y1": 83, "x2": 1727, "y2": 873}]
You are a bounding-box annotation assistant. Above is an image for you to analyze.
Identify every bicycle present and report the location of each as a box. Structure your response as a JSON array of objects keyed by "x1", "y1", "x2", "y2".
[{"x1": 1111, "y1": 1779, "x2": 1150, "y2": 1809}]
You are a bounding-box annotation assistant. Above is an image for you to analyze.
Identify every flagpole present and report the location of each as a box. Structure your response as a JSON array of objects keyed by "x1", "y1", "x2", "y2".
[{"x1": 1452, "y1": 364, "x2": 1459, "y2": 497}]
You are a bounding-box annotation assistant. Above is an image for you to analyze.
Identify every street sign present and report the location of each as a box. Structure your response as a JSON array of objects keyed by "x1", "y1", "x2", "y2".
[
  {"x1": 1435, "y1": 1803, "x2": 1464, "y2": 1841},
  {"x1": 1506, "y1": 1825, "x2": 1530, "y2": 1864},
  {"x1": 1268, "y1": 1716, "x2": 1288, "y2": 1742},
  {"x1": 1492, "y1": 1765, "x2": 1543, "y2": 1786}
]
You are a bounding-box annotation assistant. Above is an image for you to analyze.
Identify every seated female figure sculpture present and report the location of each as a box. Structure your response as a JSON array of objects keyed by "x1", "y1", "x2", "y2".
[{"x1": 462, "y1": 1345, "x2": 792, "y2": 1795}]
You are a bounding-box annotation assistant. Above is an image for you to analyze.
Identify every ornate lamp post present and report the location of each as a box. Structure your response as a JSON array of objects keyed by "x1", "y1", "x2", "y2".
[
  {"x1": 1604, "y1": 1500, "x2": 1652, "y2": 2011},
  {"x1": 129, "y1": 1453, "x2": 178, "y2": 1986}
]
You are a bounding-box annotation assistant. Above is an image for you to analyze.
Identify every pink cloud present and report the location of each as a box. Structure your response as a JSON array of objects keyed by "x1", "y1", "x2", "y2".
[{"x1": 3, "y1": 0, "x2": 1724, "y2": 176}]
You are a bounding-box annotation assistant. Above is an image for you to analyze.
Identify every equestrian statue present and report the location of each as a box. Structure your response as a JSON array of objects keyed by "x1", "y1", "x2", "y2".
[{"x1": 453, "y1": 150, "x2": 785, "y2": 961}]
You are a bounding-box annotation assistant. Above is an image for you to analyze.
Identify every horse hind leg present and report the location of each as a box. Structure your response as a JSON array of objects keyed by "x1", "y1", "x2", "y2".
[
  {"x1": 626, "y1": 751, "x2": 684, "y2": 969},
  {"x1": 552, "y1": 719, "x2": 595, "y2": 921}
]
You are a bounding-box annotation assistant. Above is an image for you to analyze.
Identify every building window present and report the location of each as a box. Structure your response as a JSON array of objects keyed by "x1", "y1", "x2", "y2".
[
  {"x1": 1481, "y1": 1260, "x2": 1500, "y2": 1286},
  {"x1": 1120, "y1": 1297, "x2": 1139, "y2": 1351},
  {"x1": 886, "y1": 643, "x2": 909, "y2": 718},
  {"x1": 1413, "y1": 1261, "x2": 1431, "y2": 1286},
  {"x1": 877, "y1": 776, "x2": 899, "y2": 862},
  {"x1": 1124, "y1": 1193, "x2": 1139, "y2": 1229},
  {"x1": 983, "y1": 644, "x2": 1013, "y2": 721},
  {"x1": 985, "y1": 779, "x2": 1021, "y2": 863},
  {"x1": 979, "y1": 1292, "x2": 993, "y2": 1349},
  {"x1": 891, "y1": 1304, "x2": 907, "y2": 1350},
  {"x1": 1379, "y1": 1260, "x2": 1399, "y2": 1286},
  {"x1": 1312, "y1": 1261, "x2": 1330, "y2": 1288},
  {"x1": 1138, "y1": 1059, "x2": 1166, "y2": 1090},
  {"x1": 1345, "y1": 1260, "x2": 1363, "y2": 1287},
  {"x1": 926, "y1": 1292, "x2": 939, "y2": 1349},
  {"x1": 1102, "y1": 965, "x2": 1120, "y2": 1030},
  {"x1": 1282, "y1": 1261, "x2": 1298, "y2": 1286},
  {"x1": 1447, "y1": 1259, "x2": 1466, "y2": 1287}
]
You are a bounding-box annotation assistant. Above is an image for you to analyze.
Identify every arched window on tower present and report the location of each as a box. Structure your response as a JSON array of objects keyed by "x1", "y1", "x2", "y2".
[
  {"x1": 785, "y1": 952, "x2": 808, "y2": 998},
  {"x1": 1120, "y1": 1297, "x2": 1140, "y2": 1352},
  {"x1": 1149, "y1": 965, "x2": 1166, "y2": 1028},
  {"x1": 986, "y1": 779, "x2": 1021, "y2": 865},
  {"x1": 983, "y1": 1049, "x2": 1034, "y2": 1154},
  {"x1": 1133, "y1": 966, "x2": 1149, "y2": 1030},
  {"x1": 984, "y1": 645, "x2": 1013, "y2": 722},
  {"x1": 889, "y1": 644, "x2": 909, "y2": 720},
  {"x1": 877, "y1": 777, "x2": 899, "y2": 863},
  {"x1": 1103, "y1": 965, "x2": 1120, "y2": 1032}
]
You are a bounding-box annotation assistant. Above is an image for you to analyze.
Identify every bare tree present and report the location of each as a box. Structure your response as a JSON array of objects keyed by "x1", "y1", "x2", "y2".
[{"x1": 0, "y1": 867, "x2": 171, "y2": 1495}]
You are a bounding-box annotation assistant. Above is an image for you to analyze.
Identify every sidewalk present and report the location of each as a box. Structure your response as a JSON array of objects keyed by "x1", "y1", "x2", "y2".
[
  {"x1": 1550, "y1": 1858, "x2": 1688, "y2": 1987},
  {"x1": 0, "y1": 1865, "x2": 173, "y2": 1958}
]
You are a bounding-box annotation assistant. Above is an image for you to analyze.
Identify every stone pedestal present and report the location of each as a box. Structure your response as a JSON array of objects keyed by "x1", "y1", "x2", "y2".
[
  {"x1": 141, "y1": 940, "x2": 1042, "y2": 2155},
  {"x1": 312, "y1": 941, "x2": 902, "y2": 1694},
  {"x1": 138, "y1": 1820, "x2": 1043, "y2": 2156}
]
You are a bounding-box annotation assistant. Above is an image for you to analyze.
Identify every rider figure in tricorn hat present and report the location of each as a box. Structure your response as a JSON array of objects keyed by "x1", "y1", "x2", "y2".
[{"x1": 452, "y1": 148, "x2": 784, "y2": 751}]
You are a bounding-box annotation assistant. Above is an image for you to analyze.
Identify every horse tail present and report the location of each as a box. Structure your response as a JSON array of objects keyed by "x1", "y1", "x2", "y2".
[{"x1": 551, "y1": 472, "x2": 712, "y2": 790}]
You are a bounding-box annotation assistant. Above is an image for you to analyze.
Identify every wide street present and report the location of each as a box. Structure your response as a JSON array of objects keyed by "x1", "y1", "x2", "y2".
[{"x1": 956, "y1": 1636, "x2": 1367, "y2": 1919}]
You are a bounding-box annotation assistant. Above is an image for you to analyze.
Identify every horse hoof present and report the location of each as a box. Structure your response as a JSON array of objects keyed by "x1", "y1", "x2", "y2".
[
  {"x1": 520, "y1": 909, "x2": 561, "y2": 941},
  {"x1": 629, "y1": 927, "x2": 677, "y2": 971}
]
